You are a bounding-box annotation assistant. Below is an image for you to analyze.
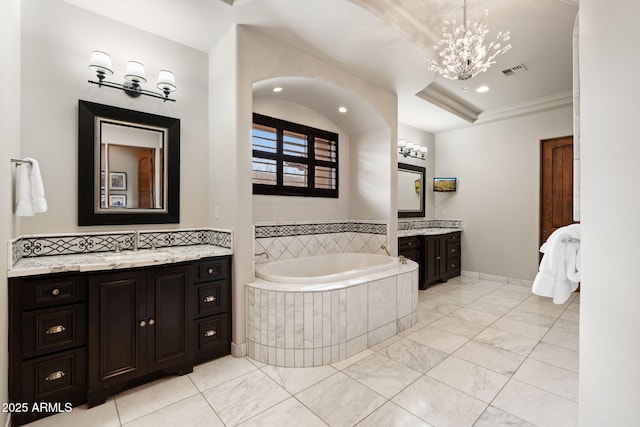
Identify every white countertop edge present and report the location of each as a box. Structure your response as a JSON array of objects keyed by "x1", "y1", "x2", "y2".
[
  {"x1": 397, "y1": 227, "x2": 463, "y2": 237},
  {"x1": 8, "y1": 245, "x2": 233, "y2": 278}
]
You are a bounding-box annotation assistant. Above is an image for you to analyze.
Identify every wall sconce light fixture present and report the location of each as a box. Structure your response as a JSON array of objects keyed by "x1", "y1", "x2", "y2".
[
  {"x1": 398, "y1": 139, "x2": 427, "y2": 160},
  {"x1": 88, "y1": 50, "x2": 177, "y2": 102}
]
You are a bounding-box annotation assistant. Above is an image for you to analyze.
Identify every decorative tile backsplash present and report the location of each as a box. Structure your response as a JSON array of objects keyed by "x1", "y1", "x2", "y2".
[
  {"x1": 10, "y1": 228, "x2": 232, "y2": 266},
  {"x1": 398, "y1": 219, "x2": 463, "y2": 231},
  {"x1": 254, "y1": 220, "x2": 388, "y2": 262}
]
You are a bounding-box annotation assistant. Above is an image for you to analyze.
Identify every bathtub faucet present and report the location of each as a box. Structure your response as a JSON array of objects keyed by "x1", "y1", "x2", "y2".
[
  {"x1": 380, "y1": 244, "x2": 391, "y2": 256},
  {"x1": 398, "y1": 255, "x2": 407, "y2": 264}
]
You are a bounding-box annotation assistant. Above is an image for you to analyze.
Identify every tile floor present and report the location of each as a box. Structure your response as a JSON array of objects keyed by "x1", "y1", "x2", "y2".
[{"x1": 25, "y1": 276, "x2": 579, "y2": 427}]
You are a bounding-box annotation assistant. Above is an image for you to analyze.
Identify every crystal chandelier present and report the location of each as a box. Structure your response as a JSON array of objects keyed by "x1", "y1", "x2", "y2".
[{"x1": 430, "y1": 0, "x2": 511, "y2": 81}]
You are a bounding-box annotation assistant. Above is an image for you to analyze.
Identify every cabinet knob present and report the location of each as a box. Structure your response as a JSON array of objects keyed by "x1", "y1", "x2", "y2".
[
  {"x1": 204, "y1": 329, "x2": 216, "y2": 337},
  {"x1": 208, "y1": 268, "x2": 214, "y2": 274},
  {"x1": 45, "y1": 371, "x2": 65, "y2": 381},
  {"x1": 204, "y1": 295, "x2": 216, "y2": 303},
  {"x1": 148, "y1": 318, "x2": 155, "y2": 325},
  {"x1": 51, "y1": 288, "x2": 60, "y2": 296},
  {"x1": 45, "y1": 325, "x2": 66, "y2": 335},
  {"x1": 139, "y1": 320, "x2": 146, "y2": 327}
]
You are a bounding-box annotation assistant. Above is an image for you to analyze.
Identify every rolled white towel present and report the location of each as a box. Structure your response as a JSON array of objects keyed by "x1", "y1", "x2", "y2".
[
  {"x1": 25, "y1": 157, "x2": 48, "y2": 213},
  {"x1": 15, "y1": 161, "x2": 34, "y2": 217}
]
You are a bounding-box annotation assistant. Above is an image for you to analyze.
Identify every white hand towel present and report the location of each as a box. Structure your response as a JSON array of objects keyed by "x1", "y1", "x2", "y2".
[
  {"x1": 25, "y1": 157, "x2": 48, "y2": 213},
  {"x1": 15, "y1": 161, "x2": 34, "y2": 217}
]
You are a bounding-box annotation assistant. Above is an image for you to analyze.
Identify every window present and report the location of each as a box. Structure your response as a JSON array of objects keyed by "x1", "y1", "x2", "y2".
[{"x1": 252, "y1": 113, "x2": 338, "y2": 197}]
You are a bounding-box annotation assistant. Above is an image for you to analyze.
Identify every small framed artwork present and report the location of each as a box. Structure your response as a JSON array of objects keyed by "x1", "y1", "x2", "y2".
[
  {"x1": 109, "y1": 172, "x2": 127, "y2": 190},
  {"x1": 109, "y1": 194, "x2": 127, "y2": 207}
]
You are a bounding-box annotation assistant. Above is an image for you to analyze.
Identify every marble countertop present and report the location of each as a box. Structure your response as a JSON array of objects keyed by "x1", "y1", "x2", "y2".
[
  {"x1": 397, "y1": 227, "x2": 463, "y2": 238},
  {"x1": 8, "y1": 245, "x2": 233, "y2": 278}
]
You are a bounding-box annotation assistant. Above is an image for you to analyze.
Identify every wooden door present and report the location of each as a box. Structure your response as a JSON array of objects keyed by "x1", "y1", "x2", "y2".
[
  {"x1": 540, "y1": 136, "x2": 576, "y2": 247},
  {"x1": 138, "y1": 150, "x2": 154, "y2": 208}
]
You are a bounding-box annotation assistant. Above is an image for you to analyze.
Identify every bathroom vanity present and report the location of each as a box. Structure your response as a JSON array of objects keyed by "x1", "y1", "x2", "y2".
[
  {"x1": 8, "y1": 251, "x2": 231, "y2": 426},
  {"x1": 398, "y1": 230, "x2": 461, "y2": 289}
]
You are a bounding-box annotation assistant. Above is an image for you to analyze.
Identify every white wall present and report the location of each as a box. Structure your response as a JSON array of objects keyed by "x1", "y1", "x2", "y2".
[
  {"x1": 0, "y1": 0, "x2": 22, "y2": 423},
  {"x1": 580, "y1": 0, "x2": 640, "y2": 424},
  {"x1": 252, "y1": 98, "x2": 350, "y2": 222},
  {"x1": 19, "y1": 0, "x2": 209, "y2": 235},
  {"x1": 398, "y1": 123, "x2": 436, "y2": 218},
  {"x1": 435, "y1": 107, "x2": 573, "y2": 280}
]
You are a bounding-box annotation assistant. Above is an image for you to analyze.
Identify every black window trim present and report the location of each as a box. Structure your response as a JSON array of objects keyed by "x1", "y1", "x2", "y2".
[{"x1": 252, "y1": 113, "x2": 339, "y2": 198}]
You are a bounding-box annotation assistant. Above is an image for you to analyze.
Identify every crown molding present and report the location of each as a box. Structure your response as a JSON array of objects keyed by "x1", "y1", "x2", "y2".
[
  {"x1": 416, "y1": 83, "x2": 482, "y2": 124},
  {"x1": 476, "y1": 91, "x2": 573, "y2": 125}
]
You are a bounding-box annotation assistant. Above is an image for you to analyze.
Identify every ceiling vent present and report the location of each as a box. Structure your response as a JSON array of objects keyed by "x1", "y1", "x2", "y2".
[{"x1": 502, "y1": 64, "x2": 528, "y2": 76}]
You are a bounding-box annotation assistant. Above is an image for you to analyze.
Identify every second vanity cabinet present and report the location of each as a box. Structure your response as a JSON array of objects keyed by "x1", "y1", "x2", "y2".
[
  {"x1": 87, "y1": 264, "x2": 192, "y2": 406},
  {"x1": 399, "y1": 231, "x2": 462, "y2": 289}
]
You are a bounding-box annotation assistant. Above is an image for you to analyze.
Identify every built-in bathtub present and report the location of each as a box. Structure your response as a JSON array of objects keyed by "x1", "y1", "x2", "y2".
[{"x1": 247, "y1": 253, "x2": 419, "y2": 367}]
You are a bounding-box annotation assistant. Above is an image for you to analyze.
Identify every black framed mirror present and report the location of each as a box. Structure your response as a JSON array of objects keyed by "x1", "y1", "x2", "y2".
[
  {"x1": 398, "y1": 162, "x2": 425, "y2": 218},
  {"x1": 78, "y1": 100, "x2": 180, "y2": 225}
]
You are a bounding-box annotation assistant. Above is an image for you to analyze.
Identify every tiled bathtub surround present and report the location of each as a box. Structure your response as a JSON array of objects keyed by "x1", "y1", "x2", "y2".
[
  {"x1": 254, "y1": 220, "x2": 388, "y2": 262},
  {"x1": 9, "y1": 228, "x2": 232, "y2": 267},
  {"x1": 398, "y1": 218, "x2": 463, "y2": 231},
  {"x1": 246, "y1": 263, "x2": 419, "y2": 367}
]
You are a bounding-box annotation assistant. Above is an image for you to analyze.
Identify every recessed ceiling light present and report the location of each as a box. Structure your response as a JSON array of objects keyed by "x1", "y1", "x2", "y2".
[
  {"x1": 476, "y1": 85, "x2": 490, "y2": 93},
  {"x1": 272, "y1": 87, "x2": 283, "y2": 93},
  {"x1": 338, "y1": 106, "x2": 348, "y2": 113}
]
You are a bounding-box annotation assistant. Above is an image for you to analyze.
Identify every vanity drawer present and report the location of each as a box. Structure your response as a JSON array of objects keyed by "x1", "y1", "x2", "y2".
[
  {"x1": 448, "y1": 257, "x2": 461, "y2": 272},
  {"x1": 21, "y1": 275, "x2": 86, "y2": 310},
  {"x1": 399, "y1": 237, "x2": 420, "y2": 250},
  {"x1": 195, "y1": 282, "x2": 228, "y2": 318},
  {"x1": 22, "y1": 348, "x2": 86, "y2": 403},
  {"x1": 447, "y1": 242, "x2": 461, "y2": 258},
  {"x1": 22, "y1": 304, "x2": 86, "y2": 359},
  {"x1": 195, "y1": 314, "x2": 229, "y2": 352},
  {"x1": 194, "y1": 258, "x2": 229, "y2": 283}
]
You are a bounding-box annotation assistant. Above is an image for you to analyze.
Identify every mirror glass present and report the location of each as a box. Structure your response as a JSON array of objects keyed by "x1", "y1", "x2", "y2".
[
  {"x1": 78, "y1": 100, "x2": 180, "y2": 225},
  {"x1": 398, "y1": 162, "x2": 425, "y2": 218}
]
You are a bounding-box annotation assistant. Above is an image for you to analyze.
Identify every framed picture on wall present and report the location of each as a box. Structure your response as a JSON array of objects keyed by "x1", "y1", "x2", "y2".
[
  {"x1": 109, "y1": 194, "x2": 127, "y2": 207},
  {"x1": 109, "y1": 172, "x2": 127, "y2": 190}
]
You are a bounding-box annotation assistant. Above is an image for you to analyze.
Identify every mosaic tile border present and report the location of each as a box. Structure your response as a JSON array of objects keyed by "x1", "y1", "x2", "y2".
[
  {"x1": 11, "y1": 228, "x2": 232, "y2": 262},
  {"x1": 255, "y1": 221, "x2": 387, "y2": 239},
  {"x1": 397, "y1": 219, "x2": 463, "y2": 231}
]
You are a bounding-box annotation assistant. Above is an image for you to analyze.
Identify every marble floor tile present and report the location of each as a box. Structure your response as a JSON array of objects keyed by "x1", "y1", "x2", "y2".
[
  {"x1": 486, "y1": 288, "x2": 529, "y2": 302},
  {"x1": 25, "y1": 400, "x2": 120, "y2": 427},
  {"x1": 454, "y1": 340, "x2": 525, "y2": 376},
  {"x1": 296, "y1": 372, "x2": 386, "y2": 427},
  {"x1": 551, "y1": 318, "x2": 579, "y2": 336},
  {"x1": 406, "y1": 325, "x2": 469, "y2": 354},
  {"x1": 478, "y1": 294, "x2": 522, "y2": 309},
  {"x1": 426, "y1": 356, "x2": 509, "y2": 403},
  {"x1": 392, "y1": 376, "x2": 487, "y2": 427},
  {"x1": 398, "y1": 321, "x2": 428, "y2": 337},
  {"x1": 202, "y1": 370, "x2": 290, "y2": 426},
  {"x1": 560, "y1": 309, "x2": 580, "y2": 321},
  {"x1": 515, "y1": 301, "x2": 565, "y2": 317},
  {"x1": 357, "y1": 402, "x2": 432, "y2": 427},
  {"x1": 115, "y1": 375, "x2": 199, "y2": 424},
  {"x1": 491, "y1": 317, "x2": 550, "y2": 340},
  {"x1": 473, "y1": 405, "x2": 535, "y2": 427},
  {"x1": 525, "y1": 294, "x2": 575, "y2": 308},
  {"x1": 514, "y1": 358, "x2": 579, "y2": 402},
  {"x1": 368, "y1": 334, "x2": 402, "y2": 352},
  {"x1": 529, "y1": 341, "x2": 579, "y2": 372},
  {"x1": 343, "y1": 352, "x2": 421, "y2": 398},
  {"x1": 492, "y1": 379, "x2": 578, "y2": 427},
  {"x1": 418, "y1": 298, "x2": 462, "y2": 315},
  {"x1": 377, "y1": 337, "x2": 448, "y2": 373},
  {"x1": 261, "y1": 364, "x2": 338, "y2": 394},
  {"x1": 237, "y1": 397, "x2": 326, "y2": 427},
  {"x1": 464, "y1": 299, "x2": 512, "y2": 316},
  {"x1": 122, "y1": 394, "x2": 223, "y2": 427},
  {"x1": 541, "y1": 329, "x2": 579, "y2": 351},
  {"x1": 415, "y1": 306, "x2": 446, "y2": 324},
  {"x1": 189, "y1": 355, "x2": 258, "y2": 392},
  {"x1": 432, "y1": 292, "x2": 479, "y2": 305},
  {"x1": 473, "y1": 327, "x2": 538, "y2": 357},
  {"x1": 504, "y1": 309, "x2": 558, "y2": 328},
  {"x1": 448, "y1": 307, "x2": 500, "y2": 326},
  {"x1": 430, "y1": 315, "x2": 486, "y2": 338},
  {"x1": 330, "y1": 348, "x2": 374, "y2": 370}
]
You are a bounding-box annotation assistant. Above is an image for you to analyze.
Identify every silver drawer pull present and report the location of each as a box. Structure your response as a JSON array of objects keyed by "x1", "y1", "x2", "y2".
[
  {"x1": 139, "y1": 320, "x2": 146, "y2": 327},
  {"x1": 204, "y1": 329, "x2": 216, "y2": 337},
  {"x1": 148, "y1": 318, "x2": 155, "y2": 325},
  {"x1": 45, "y1": 325, "x2": 66, "y2": 335},
  {"x1": 204, "y1": 295, "x2": 216, "y2": 303},
  {"x1": 208, "y1": 268, "x2": 214, "y2": 274},
  {"x1": 51, "y1": 288, "x2": 60, "y2": 296},
  {"x1": 45, "y1": 371, "x2": 65, "y2": 381}
]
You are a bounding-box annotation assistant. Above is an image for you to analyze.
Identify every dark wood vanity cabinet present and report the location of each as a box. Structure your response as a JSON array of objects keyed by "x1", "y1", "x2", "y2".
[
  {"x1": 87, "y1": 265, "x2": 193, "y2": 407},
  {"x1": 399, "y1": 232, "x2": 462, "y2": 289},
  {"x1": 8, "y1": 273, "x2": 88, "y2": 427},
  {"x1": 8, "y1": 255, "x2": 232, "y2": 426}
]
